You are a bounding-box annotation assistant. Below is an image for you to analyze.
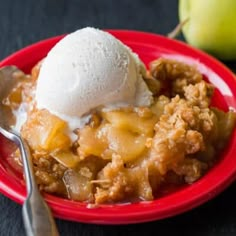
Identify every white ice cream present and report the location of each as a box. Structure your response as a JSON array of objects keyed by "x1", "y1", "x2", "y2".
[{"x1": 35, "y1": 27, "x2": 153, "y2": 130}]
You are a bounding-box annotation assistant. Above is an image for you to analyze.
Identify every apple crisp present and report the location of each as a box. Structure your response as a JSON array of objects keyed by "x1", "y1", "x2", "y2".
[{"x1": 2, "y1": 58, "x2": 236, "y2": 204}]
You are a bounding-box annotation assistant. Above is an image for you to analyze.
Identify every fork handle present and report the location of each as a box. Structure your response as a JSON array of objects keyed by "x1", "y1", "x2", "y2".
[
  {"x1": 22, "y1": 189, "x2": 59, "y2": 236},
  {"x1": 18, "y1": 137, "x2": 59, "y2": 236}
]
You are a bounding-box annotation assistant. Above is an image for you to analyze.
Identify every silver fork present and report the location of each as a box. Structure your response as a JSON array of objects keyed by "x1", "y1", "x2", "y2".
[{"x1": 0, "y1": 66, "x2": 59, "y2": 236}]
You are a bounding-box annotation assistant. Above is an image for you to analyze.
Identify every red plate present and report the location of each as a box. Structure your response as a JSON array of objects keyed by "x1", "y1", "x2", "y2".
[{"x1": 0, "y1": 30, "x2": 236, "y2": 224}]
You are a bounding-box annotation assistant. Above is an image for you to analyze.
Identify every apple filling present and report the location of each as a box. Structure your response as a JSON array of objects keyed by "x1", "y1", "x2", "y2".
[{"x1": 2, "y1": 58, "x2": 236, "y2": 204}]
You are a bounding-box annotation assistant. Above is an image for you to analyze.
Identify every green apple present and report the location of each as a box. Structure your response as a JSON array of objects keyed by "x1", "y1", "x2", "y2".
[{"x1": 179, "y1": 0, "x2": 236, "y2": 60}]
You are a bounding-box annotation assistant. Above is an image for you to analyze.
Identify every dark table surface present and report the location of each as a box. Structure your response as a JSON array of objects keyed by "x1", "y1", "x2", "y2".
[{"x1": 1, "y1": 0, "x2": 236, "y2": 235}]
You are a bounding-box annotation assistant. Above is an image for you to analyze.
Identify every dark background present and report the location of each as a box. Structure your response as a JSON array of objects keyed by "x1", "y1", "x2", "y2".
[{"x1": 1, "y1": 0, "x2": 236, "y2": 235}]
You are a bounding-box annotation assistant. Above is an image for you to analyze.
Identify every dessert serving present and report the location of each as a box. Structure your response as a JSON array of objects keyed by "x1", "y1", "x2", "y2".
[{"x1": 1, "y1": 27, "x2": 236, "y2": 204}]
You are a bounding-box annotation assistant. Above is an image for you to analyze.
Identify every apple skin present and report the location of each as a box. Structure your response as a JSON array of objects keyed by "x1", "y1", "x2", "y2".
[{"x1": 179, "y1": 0, "x2": 236, "y2": 60}]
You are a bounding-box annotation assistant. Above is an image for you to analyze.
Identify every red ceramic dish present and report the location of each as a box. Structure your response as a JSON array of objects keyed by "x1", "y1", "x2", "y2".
[{"x1": 0, "y1": 30, "x2": 236, "y2": 224}]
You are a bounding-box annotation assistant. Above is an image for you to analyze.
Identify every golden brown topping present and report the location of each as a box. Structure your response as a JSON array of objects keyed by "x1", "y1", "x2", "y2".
[{"x1": 149, "y1": 58, "x2": 203, "y2": 96}]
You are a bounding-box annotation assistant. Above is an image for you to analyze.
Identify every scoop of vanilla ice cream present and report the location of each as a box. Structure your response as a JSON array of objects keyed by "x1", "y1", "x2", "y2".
[{"x1": 35, "y1": 27, "x2": 153, "y2": 129}]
